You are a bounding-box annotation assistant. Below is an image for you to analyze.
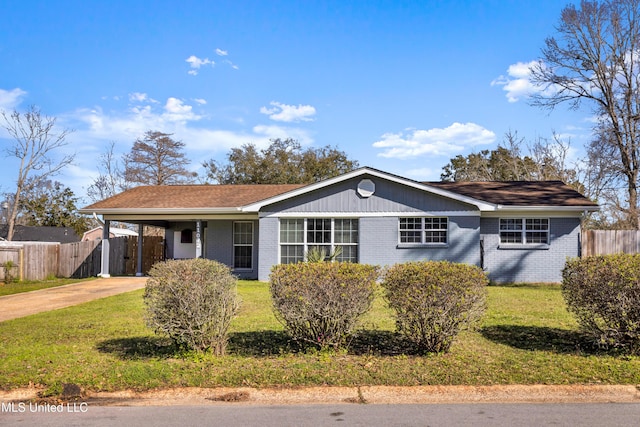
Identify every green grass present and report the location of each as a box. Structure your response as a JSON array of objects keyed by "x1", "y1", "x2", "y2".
[
  {"x1": 0, "y1": 277, "x2": 97, "y2": 297},
  {"x1": 0, "y1": 281, "x2": 639, "y2": 393}
]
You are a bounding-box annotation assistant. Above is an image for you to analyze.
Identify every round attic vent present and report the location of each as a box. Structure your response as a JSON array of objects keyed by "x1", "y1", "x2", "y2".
[{"x1": 357, "y1": 179, "x2": 375, "y2": 198}]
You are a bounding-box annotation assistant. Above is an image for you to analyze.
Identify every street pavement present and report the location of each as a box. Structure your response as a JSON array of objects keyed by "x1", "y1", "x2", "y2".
[{"x1": 2, "y1": 402, "x2": 640, "y2": 426}]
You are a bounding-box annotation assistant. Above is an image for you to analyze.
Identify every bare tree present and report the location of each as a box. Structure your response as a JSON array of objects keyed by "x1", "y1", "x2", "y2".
[
  {"x1": 1, "y1": 105, "x2": 74, "y2": 241},
  {"x1": 86, "y1": 142, "x2": 126, "y2": 202},
  {"x1": 530, "y1": 0, "x2": 640, "y2": 228},
  {"x1": 123, "y1": 131, "x2": 195, "y2": 186}
]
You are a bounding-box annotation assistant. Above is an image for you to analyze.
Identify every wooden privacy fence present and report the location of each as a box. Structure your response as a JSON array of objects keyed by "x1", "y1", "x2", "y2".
[
  {"x1": 0, "y1": 245, "x2": 23, "y2": 282},
  {"x1": 581, "y1": 229, "x2": 640, "y2": 257},
  {"x1": 0, "y1": 236, "x2": 165, "y2": 281},
  {"x1": 58, "y1": 240, "x2": 101, "y2": 278},
  {"x1": 108, "y1": 236, "x2": 165, "y2": 276}
]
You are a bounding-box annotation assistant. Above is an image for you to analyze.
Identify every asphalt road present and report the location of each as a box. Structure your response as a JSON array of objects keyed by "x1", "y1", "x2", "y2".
[{"x1": 2, "y1": 403, "x2": 640, "y2": 427}]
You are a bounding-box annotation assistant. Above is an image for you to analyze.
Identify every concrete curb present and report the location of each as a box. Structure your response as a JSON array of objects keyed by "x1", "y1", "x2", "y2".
[{"x1": 1, "y1": 385, "x2": 639, "y2": 406}]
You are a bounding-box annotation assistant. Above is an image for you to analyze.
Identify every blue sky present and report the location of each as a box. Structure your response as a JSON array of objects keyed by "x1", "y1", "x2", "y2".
[{"x1": 0, "y1": 0, "x2": 592, "y2": 205}]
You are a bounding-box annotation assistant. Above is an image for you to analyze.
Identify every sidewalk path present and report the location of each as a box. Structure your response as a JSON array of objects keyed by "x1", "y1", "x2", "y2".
[{"x1": 0, "y1": 277, "x2": 147, "y2": 322}]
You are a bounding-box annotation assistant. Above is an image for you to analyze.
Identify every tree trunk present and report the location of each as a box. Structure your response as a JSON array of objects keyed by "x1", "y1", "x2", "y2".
[{"x1": 628, "y1": 180, "x2": 640, "y2": 230}]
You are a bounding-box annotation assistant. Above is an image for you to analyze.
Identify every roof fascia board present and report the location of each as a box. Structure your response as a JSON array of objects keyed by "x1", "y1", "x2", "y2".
[
  {"x1": 482, "y1": 206, "x2": 599, "y2": 218},
  {"x1": 103, "y1": 213, "x2": 259, "y2": 221},
  {"x1": 80, "y1": 207, "x2": 243, "y2": 215},
  {"x1": 242, "y1": 167, "x2": 497, "y2": 212},
  {"x1": 261, "y1": 210, "x2": 481, "y2": 218}
]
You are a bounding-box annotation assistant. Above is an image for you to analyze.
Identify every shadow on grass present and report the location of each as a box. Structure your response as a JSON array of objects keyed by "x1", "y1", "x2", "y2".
[
  {"x1": 348, "y1": 330, "x2": 420, "y2": 356},
  {"x1": 96, "y1": 336, "x2": 181, "y2": 359},
  {"x1": 226, "y1": 330, "x2": 419, "y2": 356},
  {"x1": 481, "y1": 325, "x2": 602, "y2": 355},
  {"x1": 227, "y1": 331, "x2": 300, "y2": 356},
  {"x1": 97, "y1": 330, "x2": 421, "y2": 360}
]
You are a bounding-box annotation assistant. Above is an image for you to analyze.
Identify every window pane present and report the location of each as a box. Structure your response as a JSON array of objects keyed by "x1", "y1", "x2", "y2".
[
  {"x1": 233, "y1": 222, "x2": 253, "y2": 245},
  {"x1": 500, "y1": 219, "x2": 523, "y2": 231},
  {"x1": 400, "y1": 218, "x2": 421, "y2": 230},
  {"x1": 335, "y1": 219, "x2": 358, "y2": 244},
  {"x1": 336, "y1": 245, "x2": 358, "y2": 262},
  {"x1": 400, "y1": 230, "x2": 422, "y2": 243},
  {"x1": 425, "y1": 231, "x2": 447, "y2": 243},
  {"x1": 526, "y1": 218, "x2": 548, "y2": 231},
  {"x1": 500, "y1": 231, "x2": 523, "y2": 244},
  {"x1": 526, "y1": 232, "x2": 548, "y2": 244},
  {"x1": 308, "y1": 219, "x2": 331, "y2": 244},
  {"x1": 280, "y1": 219, "x2": 303, "y2": 243},
  {"x1": 424, "y1": 217, "x2": 447, "y2": 230},
  {"x1": 234, "y1": 246, "x2": 252, "y2": 269},
  {"x1": 281, "y1": 245, "x2": 304, "y2": 264}
]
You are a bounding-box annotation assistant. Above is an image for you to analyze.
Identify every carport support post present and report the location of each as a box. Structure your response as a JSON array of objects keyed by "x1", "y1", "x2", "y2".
[
  {"x1": 136, "y1": 223, "x2": 144, "y2": 277},
  {"x1": 100, "y1": 220, "x2": 111, "y2": 278}
]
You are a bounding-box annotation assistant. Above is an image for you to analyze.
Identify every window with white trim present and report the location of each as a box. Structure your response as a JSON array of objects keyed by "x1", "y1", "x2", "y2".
[
  {"x1": 233, "y1": 221, "x2": 253, "y2": 269},
  {"x1": 499, "y1": 218, "x2": 549, "y2": 245},
  {"x1": 399, "y1": 217, "x2": 448, "y2": 244},
  {"x1": 279, "y1": 218, "x2": 359, "y2": 264}
]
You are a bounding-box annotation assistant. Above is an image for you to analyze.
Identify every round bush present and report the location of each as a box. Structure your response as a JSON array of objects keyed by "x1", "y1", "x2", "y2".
[
  {"x1": 144, "y1": 258, "x2": 240, "y2": 355},
  {"x1": 269, "y1": 262, "x2": 379, "y2": 349},
  {"x1": 562, "y1": 254, "x2": 640, "y2": 353},
  {"x1": 381, "y1": 261, "x2": 488, "y2": 353}
]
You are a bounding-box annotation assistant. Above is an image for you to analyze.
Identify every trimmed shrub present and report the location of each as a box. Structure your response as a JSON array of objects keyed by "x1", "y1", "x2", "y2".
[
  {"x1": 269, "y1": 262, "x2": 379, "y2": 349},
  {"x1": 381, "y1": 261, "x2": 488, "y2": 353},
  {"x1": 144, "y1": 258, "x2": 240, "y2": 355},
  {"x1": 562, "y1": 254, "x2": 640, "y2": 353}
]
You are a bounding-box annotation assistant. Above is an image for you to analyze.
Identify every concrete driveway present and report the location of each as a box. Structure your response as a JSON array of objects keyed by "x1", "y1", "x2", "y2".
[{"x1": 0, "y1": 277, "x2": 147, "y2": 322}]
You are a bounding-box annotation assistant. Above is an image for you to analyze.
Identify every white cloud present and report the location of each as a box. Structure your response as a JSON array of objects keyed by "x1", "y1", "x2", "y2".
[
  {"x1": 186, "y1": 51, "x2": 239, "y2": 74},
  {"x1": 260, "y1": 101, "x2": 316, "y2": 122},
  {"x1": 129, "y1": 92, "x2": 148, "y2": 102},
  {"x1": 163, "y1": 97, "x2": 201, "y2": 122},
  {"x1": 0, "y1": 87, "x2": 27, "y2": 110},
  {"x1": 185, "y1": 55, "x2": 214, "y2": 75},
  {"x1": 491, "y1": 60, "x2": 557, "y2": 103},
  {"x1": 128, "y1": 92, "x2": 159, "y2": 104},
  {"x1": 373, "y1": 123, "x2": 496, "y2": 159},
  {"x1": 193, "y1": 98, "x2": 207, "y2": 105},
  {"x1": 224, "y1": 60, "x2": 239, "y2": 70}
]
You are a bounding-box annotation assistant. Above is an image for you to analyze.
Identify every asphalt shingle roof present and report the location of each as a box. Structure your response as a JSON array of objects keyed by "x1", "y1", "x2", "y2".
[
  {"x1": 426, "y1": 180, "x2": 598, "y2": 207},
  {"x1": 82, "y1": 184, "x2": 305, "y2": 210}
]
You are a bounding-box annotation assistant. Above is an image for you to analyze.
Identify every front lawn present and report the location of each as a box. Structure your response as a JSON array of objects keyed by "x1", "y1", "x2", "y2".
[{"x1": 0, "y1": 281, "x2": 638, "y2": 393}]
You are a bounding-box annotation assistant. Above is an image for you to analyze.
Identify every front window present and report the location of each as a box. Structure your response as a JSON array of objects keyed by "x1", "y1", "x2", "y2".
[
  {"x1": 399, "y1": 217, "x2": 448, "y2": 244},
  {"x1": 499, "y1": 218, "x2": 549, "y2": 245},
  {"x1": 280, "y1": 218, "x2": 359, "y2": 263},
  {"x1": 233, "y1": 221, "x2": 253, "y2": 269}
]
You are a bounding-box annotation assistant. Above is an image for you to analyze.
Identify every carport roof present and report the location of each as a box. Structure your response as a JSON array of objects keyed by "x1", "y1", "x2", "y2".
[{"x1": 81, "y1": 184, "x2": 304, "y2": 211}]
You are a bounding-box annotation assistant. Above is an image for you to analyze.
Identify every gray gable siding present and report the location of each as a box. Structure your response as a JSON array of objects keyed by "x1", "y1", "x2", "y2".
[
  {"x1": 262, "y1": 175, "x2": 477, "y2": 214},
  {"x1": 480, "y1": 217, "x2": 580, "y2": 283}
]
